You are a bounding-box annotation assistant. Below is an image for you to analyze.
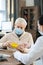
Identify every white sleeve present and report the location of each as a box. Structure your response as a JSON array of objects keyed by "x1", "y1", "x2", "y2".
[{"x1": 14, "y1": 36, "x2": 43, "y2": 65}]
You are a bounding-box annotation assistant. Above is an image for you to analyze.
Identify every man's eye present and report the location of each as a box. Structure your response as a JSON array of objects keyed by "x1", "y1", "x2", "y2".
[
  {"x1": 20, "y1": 27, "x2": 22, "y2": 29},
  {"x1": 17, "y1": 26, "x2": 23, "y2": 29},
  {"x1": 17, "y1": 26, "x2": 19, "y2": 28}
]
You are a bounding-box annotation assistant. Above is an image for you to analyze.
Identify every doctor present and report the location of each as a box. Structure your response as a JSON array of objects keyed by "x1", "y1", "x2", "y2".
[{"x1": 14, "y1": 15, "x2": 43, "y2": 65}]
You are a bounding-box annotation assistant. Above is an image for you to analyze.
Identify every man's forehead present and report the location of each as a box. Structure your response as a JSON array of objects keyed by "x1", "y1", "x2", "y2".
[
  {"x1": 15, "y1": 24, "x2": 25, "y2": 29},
  {"x1": 16, "y1": 22, "x2": 25, "y2": 26}
]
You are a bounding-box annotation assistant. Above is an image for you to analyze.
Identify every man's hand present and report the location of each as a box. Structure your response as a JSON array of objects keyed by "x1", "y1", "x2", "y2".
[
  {"x1": 2, "y1": 41, "x2": 12, "y2": 48},
  {"x1": 16, "y1": 44, "x2": 29, "y2": 53},
  {"x1": 22, "y1": 43, "x2": 31, "y2": 48},
  {"x1": 16, "y1": 44, "x2": 25, "y2": 52}
]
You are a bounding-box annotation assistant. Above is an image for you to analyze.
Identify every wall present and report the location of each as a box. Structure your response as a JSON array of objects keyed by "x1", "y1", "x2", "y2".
[
  {"x1": 7, "y1": 0, "x2": 35, "y2": 20},
  {"x1": 19, "y1": 0, "x2": 34, "y2": 16},
  {"x1": 19, "y1": 0, "x2": 26, "y2": 16}
]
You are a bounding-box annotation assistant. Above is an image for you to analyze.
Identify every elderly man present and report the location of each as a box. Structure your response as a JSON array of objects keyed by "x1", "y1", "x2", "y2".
[
  {"x1": 0, "y1": 17, "x2": 34, "y2": 52},
  {"x1": 14, "y1": 15, "x2": 43, "y2": 65}
]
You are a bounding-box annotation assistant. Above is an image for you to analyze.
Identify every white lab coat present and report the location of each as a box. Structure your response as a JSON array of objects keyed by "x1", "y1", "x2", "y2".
[{"x1": 14, "y1": 36, "x2": 43, "y2": 65}]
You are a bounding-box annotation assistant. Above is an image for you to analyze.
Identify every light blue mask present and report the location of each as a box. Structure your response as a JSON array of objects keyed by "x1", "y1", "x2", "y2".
[
  {"x1": 15, "y1": 28, "x2": 24, "y2": 35},
  {"x1": 38, "y1": 30, "x2": 43, "y2": 35}
]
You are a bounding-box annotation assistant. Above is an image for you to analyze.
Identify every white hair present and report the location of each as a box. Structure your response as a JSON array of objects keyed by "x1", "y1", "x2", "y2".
[{"x1": 15, "y1": 17, "x2": 27, "y2": 26}]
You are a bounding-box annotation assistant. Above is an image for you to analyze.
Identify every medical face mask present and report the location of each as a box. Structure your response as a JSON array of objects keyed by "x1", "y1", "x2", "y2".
[
  {"x1": 14, "y1": 28, "x2": 24, "y2": 36},
  {"x1": 38, "y1": 30, "x2": 43, "y2": 35},
  {"x1": 38, "y1": 24, "x2": 43, "y2": 35}
]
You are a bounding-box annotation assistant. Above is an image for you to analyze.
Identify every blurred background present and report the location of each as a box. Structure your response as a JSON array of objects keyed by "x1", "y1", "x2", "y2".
[{"x1": 0, "y1": 0, "x2": 43, "y2": 41}]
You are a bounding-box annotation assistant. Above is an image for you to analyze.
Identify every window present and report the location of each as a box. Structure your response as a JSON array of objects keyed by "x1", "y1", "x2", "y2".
[
  {"x1": 2, "y1": 22, "x2": 12, "y2": 32},
  {"x1": 0, "y1": 0, "x2": 7, "y2": 22}
]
